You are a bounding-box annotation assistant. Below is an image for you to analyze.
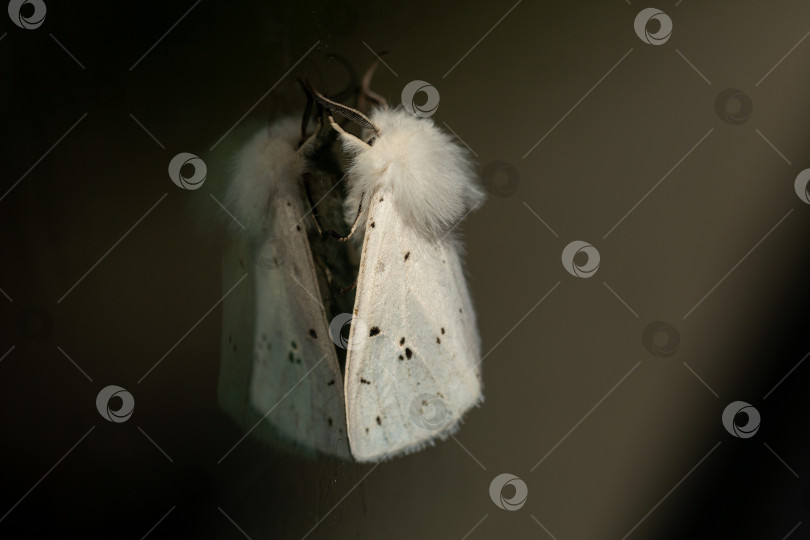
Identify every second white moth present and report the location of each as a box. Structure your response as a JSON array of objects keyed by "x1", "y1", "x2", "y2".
[{"x1": 321, "y1": 97, "x2": 486, "y2": 462}]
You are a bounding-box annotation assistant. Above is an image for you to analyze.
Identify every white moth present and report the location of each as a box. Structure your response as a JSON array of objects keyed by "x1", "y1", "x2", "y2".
[
  {"x1": 318, "y1": 94, "x2": 486, "y2": 461},
  {"x1": 218, "y1": 116, "x2": 350, "y2": 459}
]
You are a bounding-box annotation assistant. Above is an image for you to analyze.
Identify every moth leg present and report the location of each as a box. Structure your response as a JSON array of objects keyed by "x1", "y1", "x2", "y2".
[
  {"x1": 327, "y1": 191, "x2": 365, "y2": 242},
  {"x1": 339, "y1": 279, "x2": 357, "y2": 294}
]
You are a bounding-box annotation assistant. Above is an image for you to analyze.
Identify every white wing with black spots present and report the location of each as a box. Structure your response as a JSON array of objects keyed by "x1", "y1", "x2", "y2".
[
  {"x1": 218, "y1": 121, "x2": 349, "y2": 459},
  {"x1": 344, "y1": 187, "x2": 482, "y2": 462}
]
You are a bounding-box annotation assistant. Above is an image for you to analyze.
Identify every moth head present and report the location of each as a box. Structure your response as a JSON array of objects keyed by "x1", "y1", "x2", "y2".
[{"x1": 308, "y1": 84, "x2": 381, "y2": 149}]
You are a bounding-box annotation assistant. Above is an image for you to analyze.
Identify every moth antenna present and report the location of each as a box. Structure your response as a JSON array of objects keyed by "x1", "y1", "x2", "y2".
[
  {"x1": 306, "y1": 81, "x2": 380, "y2": 135},
  {"x1": 359, "y1": 56, "x2": 388, "y2": 112}
]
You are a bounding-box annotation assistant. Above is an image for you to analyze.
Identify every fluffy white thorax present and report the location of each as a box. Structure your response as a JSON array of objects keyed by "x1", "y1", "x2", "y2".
[
  {"x1": 226, "y1": 117, "x2": 305, "y2": 237},
  {"x1": 339, "y1": 108, "x2": 484, "y2": 238}
]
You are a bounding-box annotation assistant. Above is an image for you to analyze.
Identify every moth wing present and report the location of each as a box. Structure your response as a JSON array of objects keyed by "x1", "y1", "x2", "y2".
[
  {"x1": 344, "y1": 188, "x2": 482, "y2": 462},
  {"x1": 219, "y1": 194, "x2": 349, "y2": 459}
]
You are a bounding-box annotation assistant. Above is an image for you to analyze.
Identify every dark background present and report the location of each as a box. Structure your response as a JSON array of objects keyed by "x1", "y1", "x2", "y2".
[{"x1": 1, "y1": 0, "x2": 810, "y2": 538}]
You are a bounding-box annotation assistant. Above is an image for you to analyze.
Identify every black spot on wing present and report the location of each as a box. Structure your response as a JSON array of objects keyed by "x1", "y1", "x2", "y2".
[
  {"x1": 405, "y1": 348, "x2": 413, "y2": 359},
  {"x1": 360, "y1": 378, "x2": 371, "y2": 385},
  {"x1": 376, "y1": 416, "x2": 381, "y2": 425},
  {"x1": 370, "y1": 221, "x2": 375, "y2": 228},
  {"x1": 399, "y1": 337, "x2": 405, "y2": 346},
  {"x1": 328, "y1": 417, "x2": 333, "y2": 426},
  {"x1": 398, "y1": 355, "x2": 404, "y2": 361},
  {"x1": 369, "y1": 326, "x2": 380, "y2": 336},
  {"x1": 436, "y1": 337, "x2": 441, "y2": 344},
  {"x1": 309, "y1": 328, "x2": 317, "y2": 338},
  {"x1": 327, "y1": 379, "x2": 335, "y2": 386},
  {"x1": 288, "y1": 352, "x2": 294, "y2": 363},
  {"x1": 291, "y1": 341, "x2": 298, "y2": 350},
  {"x1": 441, "y1": 328, "x2": 445, "y2": 335},
  {"x1": 404, "y1": 251, "x2": 410, "y2": 261}
]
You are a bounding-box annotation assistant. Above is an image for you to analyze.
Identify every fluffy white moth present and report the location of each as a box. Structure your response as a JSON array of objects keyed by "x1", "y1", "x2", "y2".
[
  {"x1": 218, "y1": 117, "x2": 350, "y2": 459},
  {"x1": 319, "y1": 94, "x2": 486, "y2": 461}
]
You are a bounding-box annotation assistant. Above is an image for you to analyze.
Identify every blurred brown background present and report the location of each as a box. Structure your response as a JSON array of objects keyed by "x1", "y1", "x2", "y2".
[{"x1": 1, "y1": 0, "x2": 810, "y2": 538}]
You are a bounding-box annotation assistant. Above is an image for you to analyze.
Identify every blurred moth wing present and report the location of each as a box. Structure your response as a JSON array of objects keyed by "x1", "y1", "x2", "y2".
[{"x1": 218, "y1": 117, "x2": 350, "y2": 459}]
